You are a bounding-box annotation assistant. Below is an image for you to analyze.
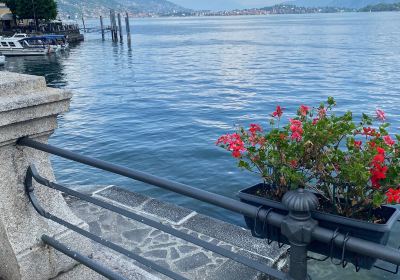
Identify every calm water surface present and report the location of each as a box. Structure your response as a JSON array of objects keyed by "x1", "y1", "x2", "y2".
[{"x1": 2, "y1": 12, "x2": 400, "y2": 279}]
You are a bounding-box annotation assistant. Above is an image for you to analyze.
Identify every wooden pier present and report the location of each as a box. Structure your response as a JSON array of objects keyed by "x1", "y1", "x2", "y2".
[{"x1": 85, "y1": 10, "x2": 132, "y2": 44}]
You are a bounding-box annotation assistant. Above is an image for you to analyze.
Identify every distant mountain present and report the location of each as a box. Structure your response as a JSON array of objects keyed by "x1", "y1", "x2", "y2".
[
  {"x1": 360, "y1": 2, "x2": 400, "y2": 11},
  {"x1": 283, "y1": 0, "x2": 400, "y2": 9},
  {"x1": 56, "y1": 0, "x2": 189, "y2": 18}
]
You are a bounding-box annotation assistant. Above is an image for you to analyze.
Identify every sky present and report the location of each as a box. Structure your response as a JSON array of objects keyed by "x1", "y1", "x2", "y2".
[{"x1": 171, "y1": 0, "x2": 284, "y2": 11}]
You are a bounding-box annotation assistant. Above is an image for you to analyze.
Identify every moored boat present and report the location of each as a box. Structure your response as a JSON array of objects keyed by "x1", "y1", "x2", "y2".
[
  {"x1": 21, "y1": 35, "x2": 69, "y2": 53},
  {"x1": 11, "y1": 33, "x2": 30, "y2": 39},
  {"x1": 0, "y1": 36, "x2": 49, "y2": 56}
]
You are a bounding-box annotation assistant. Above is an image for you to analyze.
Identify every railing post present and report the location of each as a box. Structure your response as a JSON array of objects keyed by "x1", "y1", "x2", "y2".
[{"x1": 281, "y1": 189, "x2": 319, "y2": 280}]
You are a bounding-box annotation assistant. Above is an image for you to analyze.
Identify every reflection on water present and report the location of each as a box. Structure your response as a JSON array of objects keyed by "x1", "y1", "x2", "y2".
[
  {"x1": 3, "y1": 50, "x2": 70, "y2": 87},
  {"x1": 1, "y1": 13, "x2": 400, "y2": 280}
]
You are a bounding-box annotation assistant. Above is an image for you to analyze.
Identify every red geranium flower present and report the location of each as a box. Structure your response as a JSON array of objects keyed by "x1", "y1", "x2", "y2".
[
  {"x1": 299, "y1": 105, "x2": 310, "y2": 117},
  {"x1": 354, "y1": 141, "x2": 362, "y2": 149},
  {"x1": 249, "y1": 124, "x2": 262, "y2": 135},
  {"x1": 376, "y1": 109, "x2": 386, "y2": 121},
  {"x1": 362, "y1": 127, "x2": 377, "y2": 137},
  {"x1": 370, "y1": 147, "x2": 387, "y2": 189},
  {"x1": 376, "y1": 147, "x2": 385, "y2": 155},
  {"x1": 289, "y1": 119, "x2": 303, "y2": 141},
  {"x1": 216, "y1": 133, "x2": 246, "y2": 158},
  {"x1": 386, "y1": 188, "x2": 400, "y2": 204},
  {"x1": 272, "y1": 106, "x2": 283, "y2": 118},
  {"x1": 383, "y1": 135, "x2": 395, "y2": 146}
]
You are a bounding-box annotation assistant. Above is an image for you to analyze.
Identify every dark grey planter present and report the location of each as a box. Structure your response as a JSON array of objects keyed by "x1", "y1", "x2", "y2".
[{"x1": 237, "y1": 183, "x2": 400, "y2": 269}]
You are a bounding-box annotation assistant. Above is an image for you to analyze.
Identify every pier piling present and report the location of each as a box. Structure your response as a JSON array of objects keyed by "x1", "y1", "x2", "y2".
[
  {"x1": 81, "y1": 16, "x2": 86, "y2": 33},
  {"x1": 100, "y1": 16, "x2": 105, "y2": 40},
  {"x1": 109, "y1": 10, "x2": 114, "y2": 41},
  {"x1": 125, "y1": 12, "x2": 131, "y2": 43},
  {"x1": 110, "y1": 9, "x2": 118, "y2": 42},
  {"x1": 117, "y1": 13, "x2": 123, "y2": 42}
]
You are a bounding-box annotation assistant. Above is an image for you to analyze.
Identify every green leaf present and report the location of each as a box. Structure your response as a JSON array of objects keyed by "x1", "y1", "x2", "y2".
[
  {"x1": 373, "y1": 192, "x2": 385, "y2": 208},
  {"x1": 327, "y1": 96, "x2": 336, "y2": 106}
]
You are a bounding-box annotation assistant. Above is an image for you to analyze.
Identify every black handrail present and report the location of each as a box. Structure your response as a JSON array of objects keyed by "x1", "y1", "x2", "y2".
[
  {"x1": 25, "y1": 164, "x2": 286, "y2": 280},
  {"x1": 42, "y1": 235, "x2": 127, "y2": 280},
  {"x1": 17, "y1": 137, "x2": 261, "y2": 217},
  {"x1": 18, "y1": 137, "x2": 400, "y2": 279}
]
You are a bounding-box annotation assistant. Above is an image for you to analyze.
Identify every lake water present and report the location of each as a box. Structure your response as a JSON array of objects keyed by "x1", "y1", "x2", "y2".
[{"x1": 2, "y1": 12, "x2": 400, "y2": 279}]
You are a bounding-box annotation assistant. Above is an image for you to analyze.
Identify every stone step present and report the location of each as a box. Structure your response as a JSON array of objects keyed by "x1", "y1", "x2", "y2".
[{"x1": 0, "y1": 72, "x2": 47, "y2": 97}]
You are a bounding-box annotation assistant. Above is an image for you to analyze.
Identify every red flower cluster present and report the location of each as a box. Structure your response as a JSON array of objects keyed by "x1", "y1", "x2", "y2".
[
  {"x1": 249, "y1": 124, "x2": 262, "y2": 135},
  {"x1": 370, "y1": 147, "x2": 388, "y2": 189},
  {"x1": 248, "y1": 124, "x2": 263, "y2": 146},
  {"x1": 272, "y1": 106, "x2": 283, "y2": 118},
  {"x1": 299, "y1": 105, "x2": 310, "y2": 117},
  {"x1": 290, "y1": 119, "x2": 303, "y2": 141},
  {"x1": 216, "y1": 133, "x2": 246, "y2": 158},
  {"x1": 386, "y1": 188, "x2": 400, "y2": 204},
  {"x1": 383, "y1": 135, "x2": 395, "y2": 146},
  {"x1": 312, "y1": 108, "x2": 327, "y2": 125},
  {"x1": 362, "y1": 127, "x2": 380, "y2": 137}
]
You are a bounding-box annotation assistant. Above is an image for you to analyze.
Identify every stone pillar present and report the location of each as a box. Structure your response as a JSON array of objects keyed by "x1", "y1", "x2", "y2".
[{"x1": 0, "y1": 72, "x2": 91, "y2": 280}]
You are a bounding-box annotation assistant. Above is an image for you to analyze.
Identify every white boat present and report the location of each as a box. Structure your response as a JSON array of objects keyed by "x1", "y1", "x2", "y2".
[
  {"x1": 0, "y1": 36, "x2": 49, "y2": 56},
  {"x1": 15, "y1": 35, "x2": 68, "y2": 53},
  {"x1": 0, "y1": 52, "x2": 5, "y2": 65},
  {"x1": 11, "y1": 33, "x2": 30, "y2": 39}
]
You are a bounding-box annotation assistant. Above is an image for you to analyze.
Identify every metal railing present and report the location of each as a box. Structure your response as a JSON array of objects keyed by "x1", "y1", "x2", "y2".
[{"x1": 18, "y1": 137, "x2": 400, "y2": 280}]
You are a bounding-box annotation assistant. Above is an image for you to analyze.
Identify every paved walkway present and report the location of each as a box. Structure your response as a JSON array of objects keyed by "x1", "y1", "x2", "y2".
[{"x1": 55, "y1": 185, "x2": 288, "y2": 280}]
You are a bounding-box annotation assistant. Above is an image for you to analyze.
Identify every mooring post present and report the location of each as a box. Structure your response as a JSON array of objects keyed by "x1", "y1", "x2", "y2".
[
  {"x1": 109, "y1": 10, "x2": 114, "y2": 41},
  {"x1": 81, "y1": 15, "x2": 86, "y2": 33},
  {"x1": 100, "y1": 15, "x2": 105, "y2": 40},
  {"x1": 117, "y1": 13, "x2": 123, "y2": 42},
  {"x1": 110, "y1": 9, "x2": 118, "y2": 42},
  {"x1": 112, "y1": 10, "x2": 118, "y2": 42},
  {"x1": 281, "y1": 189, "x2": 319, "y2": 280},
  {"x1": 125, "y1": 12, "x2": 131, "y2": 43}
]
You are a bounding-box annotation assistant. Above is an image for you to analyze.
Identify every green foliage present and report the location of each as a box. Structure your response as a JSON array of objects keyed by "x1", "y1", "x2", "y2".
[
  {"x1": 359, "y1": 2, "x2": 400, "y2": 12},
  {"x1": 4, "y1": 0, "x2": 17, "y2": 15},
  {"x1": 6, "y1": 0, "x2": 57, "y2": 20},
  {"x1": 217, "y1": 97, "x2": 400, "y2": 219}
]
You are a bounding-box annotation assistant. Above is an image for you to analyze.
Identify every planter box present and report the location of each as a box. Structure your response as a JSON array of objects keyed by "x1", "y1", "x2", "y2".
[{"x1": 237, "y1": 183, "x2": 400, "y2": 269}]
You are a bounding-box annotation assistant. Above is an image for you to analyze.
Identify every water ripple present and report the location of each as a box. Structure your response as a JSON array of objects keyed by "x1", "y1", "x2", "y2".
[{"x1": 2, "y1": 12, "x2": 400, "y2": 279}]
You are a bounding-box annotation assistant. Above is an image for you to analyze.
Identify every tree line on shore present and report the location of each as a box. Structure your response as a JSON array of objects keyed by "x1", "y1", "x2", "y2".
[
  {"x1": 359, "y1": 2, "x2": 400, "y2": 12},
  {"x1": 4, "y1": 0, "x2": 57, "y2": 22}
]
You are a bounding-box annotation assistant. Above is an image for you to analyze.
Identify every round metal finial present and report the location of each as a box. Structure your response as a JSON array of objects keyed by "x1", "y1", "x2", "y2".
[{"x1": 282, "y1": 189, "x2": 319, "y2": 212}]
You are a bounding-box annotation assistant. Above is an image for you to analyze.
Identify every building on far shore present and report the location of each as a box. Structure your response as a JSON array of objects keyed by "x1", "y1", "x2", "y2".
[{"x1": 0, "y1": 2, "x2": 14, "y2": 31}]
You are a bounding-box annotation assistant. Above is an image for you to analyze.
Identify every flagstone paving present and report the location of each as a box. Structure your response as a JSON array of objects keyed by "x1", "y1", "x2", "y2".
[{"x1": 55, "y1": 185, "x2": 288, "y2": 279}]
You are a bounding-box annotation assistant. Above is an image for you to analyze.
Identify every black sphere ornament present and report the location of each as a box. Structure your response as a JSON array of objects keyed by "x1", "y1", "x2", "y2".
[{"x1": 282, "y1": 188, "x2": 319, "y2": 213}]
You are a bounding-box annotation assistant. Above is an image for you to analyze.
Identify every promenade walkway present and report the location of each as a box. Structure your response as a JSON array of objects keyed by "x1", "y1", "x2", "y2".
[{"x1": 57, "y1": 185, "x2": 288, "y2": 279}]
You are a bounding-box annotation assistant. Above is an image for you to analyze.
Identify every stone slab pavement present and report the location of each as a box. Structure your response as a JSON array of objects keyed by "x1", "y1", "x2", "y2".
[{"x1": 53, "y1": 185, "x2": 288, "y2": 280}]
